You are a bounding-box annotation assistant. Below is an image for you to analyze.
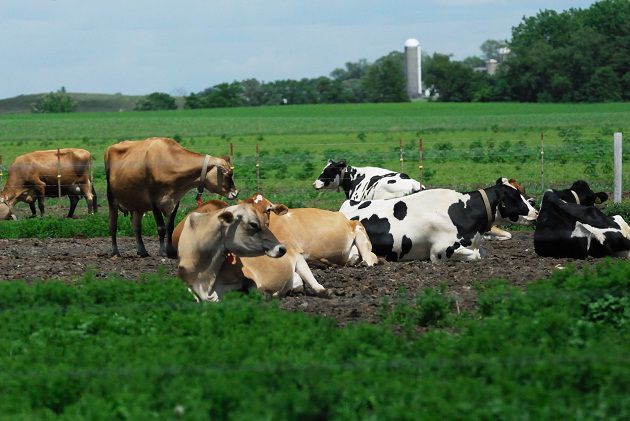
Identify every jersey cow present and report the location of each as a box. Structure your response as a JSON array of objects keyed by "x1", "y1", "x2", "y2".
[
  {"x1": 105, "y1": 137, "x2": 237, "y2": 257},
  {"x1": 0, "y1": 148, "x2": 96, "y2": 220},
  {"x1": 177, "y1": 200, "x2": 287, "y2": 301},
  {"x1": 534, "y1": 190, "x2": 630, "y2": 258},
  {"x1": 173, "y1": 194, "x2": 377, "y2": 299},
  {"x1": 340, "y1": 179, "x2": 538, "y2": 262},
  {"x1": 313, "y1": 160, "x2": 423, "y2": 201}
]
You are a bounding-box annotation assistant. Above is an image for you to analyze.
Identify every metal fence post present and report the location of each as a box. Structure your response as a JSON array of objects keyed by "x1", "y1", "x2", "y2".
[
  {"x1": 418, "y1": 138, "x2": 423, "y2": 183},
  {"x1": 399, "y1": 138, "x2": 404, "y2": 173},
  {"x1": 614, "y1": 132, "x2": 623, "y2": 203},
  {"x1": 256, "y1": 143, "x2": 260, "y2": 193},
  {"x1": 540, "y1": 131, "x2": 545, "y2": 192}
]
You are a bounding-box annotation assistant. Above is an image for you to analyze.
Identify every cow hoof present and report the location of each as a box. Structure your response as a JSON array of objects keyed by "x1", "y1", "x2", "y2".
[
  {"x1": 315, "y1": 289, "x2": 332, "y2": 299},
  {"x1": 137, "y1": 250, "x2": 150, "y2": 258}
]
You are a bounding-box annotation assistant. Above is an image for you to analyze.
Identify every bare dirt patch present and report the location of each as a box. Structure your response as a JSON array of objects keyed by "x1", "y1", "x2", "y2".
[{"x1": 0, "y1": 233, "x2": 601, "y2": 324}]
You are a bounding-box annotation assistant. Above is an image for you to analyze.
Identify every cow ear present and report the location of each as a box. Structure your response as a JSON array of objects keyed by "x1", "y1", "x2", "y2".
[
  {"x1": 271, "y1": 204, "x2": 289, "y2": 215},
  {"x1": 338, "y1": 160, "x2": 347, "y2": 168},
  {"x1": 595, "y1": 192, "x2": 608, "y2": 204},
  {"x1": 218, "y1": 210, "x2": 234, "y2": 225}
]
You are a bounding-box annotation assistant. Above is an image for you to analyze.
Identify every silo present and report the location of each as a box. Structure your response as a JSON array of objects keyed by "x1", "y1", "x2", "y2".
[{"x1": 404, "y1": 38, "x2": 422, "y2": 98}]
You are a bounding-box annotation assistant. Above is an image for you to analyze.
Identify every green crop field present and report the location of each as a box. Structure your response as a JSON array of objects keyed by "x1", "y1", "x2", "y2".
[
  {"x1": 1, "y1": 261, "x2": 629, "y2": 418},
  {"x1": 1, "y1": 102, "x2": 629, "y2": 226}
]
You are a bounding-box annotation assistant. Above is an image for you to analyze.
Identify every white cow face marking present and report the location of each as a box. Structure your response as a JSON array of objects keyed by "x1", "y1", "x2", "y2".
[{"x1": 313, "y1": 160, "x2": 345, "y2": 190}]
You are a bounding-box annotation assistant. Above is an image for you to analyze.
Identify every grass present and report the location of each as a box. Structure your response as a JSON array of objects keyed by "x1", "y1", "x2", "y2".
[
  {"x1": 0, "y1": 101, "x2": 629, "y2": 225},
  {"x1": 0, "y1": 261, "x2": 628, "y2": 418}
]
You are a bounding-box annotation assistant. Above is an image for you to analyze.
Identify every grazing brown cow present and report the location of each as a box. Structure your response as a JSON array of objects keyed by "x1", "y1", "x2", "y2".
[
  {"x1": 177, "y1": 200, "x2": 287, "y2": 302},
  {"x1": 105, "y1": 137, "x2": 237, "y2": 257},
  {"x1": 0, "y1": 148, "x2": 96, "y2": 219}
]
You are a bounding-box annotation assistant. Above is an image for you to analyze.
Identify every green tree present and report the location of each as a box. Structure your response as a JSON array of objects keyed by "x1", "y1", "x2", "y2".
[
  {"x1": 134, "y1": 92, "x2": 177, "y2": 111},
  {"x1": 480, "y1": 39, "x2": 508, "y2": 61},
  {"x1": 31, "y1": 87, "x2": 77, "y2": 113},
  {"x1": 423, "y1": 54, "x2": 478, "y2": 102},
  {"x1": 361, "y1": 51, "x2": 408, "y2": 103}
]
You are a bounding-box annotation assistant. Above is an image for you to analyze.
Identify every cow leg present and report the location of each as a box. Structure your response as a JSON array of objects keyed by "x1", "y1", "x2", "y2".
[
  {"x1": 291, "y1": 271, "x2": 304, "y2": 293},
  {"x1": 165, "y1": 201, "x2": 180, "y2": 259},
  {"x1": 151, "y1": 205, "x2": 168, "y2": 257},
  {"x1": 132, "y1": 211, "x2": 149, "y2": 257},
  {"x1": 78, "y1": 181, "x2": 95, "y2": 214},
  {"x1": 484, "y1": 226, "x2": 512, "y2": 241},
  {"x1": 91, "y1": 185, "x2": 98, "y2": 213},
  {"x1": 294, "y1": 256, "x2": 328, "y2": 297},
  {"x1": 106, "y1": 184, "x2": 120, "y2": 256},
  {"x1": 352, "y1": 224, "x2": 378, "y2": 266},
  {"x1": 67, "y1": 195, "x2": 80, "y2": 218},
  {"x1": 28, "y1": 201, "x2": 37, "y2": 218},
  {"x1": 36, "y1": 195, "x2": 45, "y2": 217}
]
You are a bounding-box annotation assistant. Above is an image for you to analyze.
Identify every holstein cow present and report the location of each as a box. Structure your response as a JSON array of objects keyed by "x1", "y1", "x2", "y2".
[
  {"x1": 105, "y1": 137, "x2": 237, "y2": 257},
  {"x1": 534, "y1": 190, "x2": 630, "y2": 258},
  {"x1": 0, "y1": 148, "x2": 96, "y2": 220},
  {"x1": 313, "y1": 160, "x2": 423, "y2": 201},
  {"x1": 549, "y1": 180, "x2": 608, "y2": 207},
  {"x1": 485, "y1": 178, "x2": 535, "y2": 241},
  {"x1": 177, "y1": 200, "x2": 287, "y2": 301},
  {"x1": 340, "y1": 178, "x2": 538, "y2": 262}
]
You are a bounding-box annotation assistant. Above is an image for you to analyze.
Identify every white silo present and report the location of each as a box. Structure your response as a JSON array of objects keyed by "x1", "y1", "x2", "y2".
[{"x1": 404, "y1": 38, "x2": 422, "y2": 98}]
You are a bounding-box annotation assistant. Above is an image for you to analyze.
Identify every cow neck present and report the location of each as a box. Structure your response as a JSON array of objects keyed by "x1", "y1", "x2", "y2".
[
  {"x1": 176, "y1": 152, "x2": 221, "y2": 193},
  {"x1": 477, "y1": 189, "x2": 494, "y2": 230},
  {"x1": 339, "y1": 167, "x2": 353, "y2": 198}
]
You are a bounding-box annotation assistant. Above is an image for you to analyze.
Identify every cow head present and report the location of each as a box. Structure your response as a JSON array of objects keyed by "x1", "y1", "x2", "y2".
[
  {"x1": 569, "y1": 180, "x2": 608, "y2": 206},
  {"x1": 313, "y1": 159, "x2": 347, "y2": 190},
  {"x1": 494, "y1": 178, "x2": 538, "y2": 225},
  {"x1": 218, "y1": 202, "x2": 286, "y2": 258},
  {"x1": 205, "y1": 156, "x2": 238, "y2": 200},
  {"x1": 503, "y1": 177, "x2": 536, "y2": 207},
  {"x1": 241, "y1": 193, "x2": 288, "y2": 226},
  {"x1": 0, "y1": 197, "x2": 15, "y2": 220}
]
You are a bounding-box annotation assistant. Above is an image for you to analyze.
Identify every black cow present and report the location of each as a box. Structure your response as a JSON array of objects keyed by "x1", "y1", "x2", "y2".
[
  {"x1": 551, "y1": 180, "x2": 608, "y2": 206},
  {"x1": 534, "y1": 190, "x2": 630, "y2": 258}
]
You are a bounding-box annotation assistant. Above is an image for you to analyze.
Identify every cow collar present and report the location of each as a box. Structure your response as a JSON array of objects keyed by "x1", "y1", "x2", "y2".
[
  {"x1": 478, "y1": 189, "x2": 493, "y2": 230},
  {"x1": 570, "y1": 190, "x2": 580, "y2": 204},
  {"x1": 196, "y1": 155, "x2": 211, "y2": 201},
  {"x1": 337, "y1": 166, "x2": 348, "y2": 193}
]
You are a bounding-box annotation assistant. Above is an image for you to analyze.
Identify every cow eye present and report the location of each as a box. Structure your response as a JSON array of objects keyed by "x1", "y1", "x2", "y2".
[{"x1": 249, "y1": 222, "x2": 260, "y2": 230}]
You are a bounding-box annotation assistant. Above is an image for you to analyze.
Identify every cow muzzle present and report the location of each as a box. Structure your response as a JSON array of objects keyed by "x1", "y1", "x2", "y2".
[
  {"x1": 313, "y1": 180, "x2": 325, "y2": 190},
  {"x1": 265, "y1": 244, "x2": 287, "y2": 258},
  {"x1": 228, "y1": 190, "x2": 239, "y2": 200}
]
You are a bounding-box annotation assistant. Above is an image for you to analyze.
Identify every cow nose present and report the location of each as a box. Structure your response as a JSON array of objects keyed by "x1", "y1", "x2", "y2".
[{"x1": 276, "y1": 245, "x2": 286, "y2": 257}]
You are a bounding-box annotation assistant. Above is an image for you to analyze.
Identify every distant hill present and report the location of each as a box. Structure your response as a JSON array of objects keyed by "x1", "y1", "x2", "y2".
[{"x1": 0, "y1": 92, "x2": 184, "y2": 114}]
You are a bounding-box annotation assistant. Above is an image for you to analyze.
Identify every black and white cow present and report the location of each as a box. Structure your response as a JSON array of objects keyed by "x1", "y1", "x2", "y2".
[
  {"x1": 340, "y1": 178, "x2": 538, "y2": 262},
  {"x1": 550, "y1": 180, "x2": 608, "y2": 206},
  {"x1": 534, "y1": 190, "x2": 630, "y2": 258},
  {"x1": 313, "y1": 160, "x2": 423, "y2": 201}
]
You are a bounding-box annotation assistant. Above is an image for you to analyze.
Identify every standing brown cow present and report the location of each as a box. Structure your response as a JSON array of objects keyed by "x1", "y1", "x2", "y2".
[
  {"x1": 104, "y1": 137, "x2": 237, "y2": 257},
  {"x1": 0, "y1": 148, "x2": 96, "y2": 219}
]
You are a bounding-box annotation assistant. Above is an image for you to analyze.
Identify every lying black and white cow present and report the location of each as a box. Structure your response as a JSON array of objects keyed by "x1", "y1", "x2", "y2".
[
  {"x1": 340, "y1": 178, "x2": 538, "y2": 262},
  {"x1": 313, "y1": 160, "x2": 423, "y2": 201},
  {"x1": 534, "y1": 190, "x2": 629, "y2": 258},
  {"x1": 550, "y1": 180, "x2": 608, "y2": 206}
]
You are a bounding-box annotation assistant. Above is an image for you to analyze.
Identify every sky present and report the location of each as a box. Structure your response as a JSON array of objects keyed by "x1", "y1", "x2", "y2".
[{"x1": 0, "y1": 0, "x2": 598, "y2": 99}]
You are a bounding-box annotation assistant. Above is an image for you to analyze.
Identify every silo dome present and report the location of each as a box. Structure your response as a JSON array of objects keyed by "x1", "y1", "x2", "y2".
[{"x1": 405, "y1": 38, "x2": 420, "y2": 48}]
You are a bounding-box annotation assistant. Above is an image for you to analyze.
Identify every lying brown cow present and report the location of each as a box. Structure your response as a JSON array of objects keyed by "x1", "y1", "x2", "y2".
[
  {"x1": 0, "y1": 148, "x2": 96, "y2": 219},
  {"x1": 173, "y1": 195, "x2": 330, "y2": 299},
  {"x1": 177, "y1": 200, "x2": 287, "y2": 301},
  {"x1": 105, "y1": 137, "x2": 237, "y2": 257},
  {"x1": 173, "y1": 194, "x2": 377, "y2": 299}
]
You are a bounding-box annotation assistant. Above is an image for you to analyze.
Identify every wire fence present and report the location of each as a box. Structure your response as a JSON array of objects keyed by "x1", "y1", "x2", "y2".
[{"x1": 0, "y1": 131, "x2": 626, "y2": 217}]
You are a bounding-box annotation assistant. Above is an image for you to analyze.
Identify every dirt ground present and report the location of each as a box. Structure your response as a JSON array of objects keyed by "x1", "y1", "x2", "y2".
[{"x1": 0, "y1": 233, "x2": 601, "y2": 324}]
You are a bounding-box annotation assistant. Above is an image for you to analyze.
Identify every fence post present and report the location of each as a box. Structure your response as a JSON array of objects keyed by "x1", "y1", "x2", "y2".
[
  {"x1": 57, "y1": 148, "x2": 62, "y2": 211},
  {"x1": 0, "y1": 155, "x2": 3, "y2": 185},
  {"x1": 418, "y1": 138, "x2": 423, "y2": 183},
  {"x1": 540, "y1": 131, "x2": 545, "y2": 192},
  {"x1": 255, "y1": 143, "x2": 260, "y2": 193},
  {"x1": 614, "y1": 132, "x2": 623, "y2": 203},
  {"x1": 399, "y1": 139, "x2": 404, "y2": 173}
]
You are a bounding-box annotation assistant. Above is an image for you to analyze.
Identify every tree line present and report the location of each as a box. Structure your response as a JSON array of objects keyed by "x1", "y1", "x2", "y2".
[{"x1": 33, "y1": 0, "x2": 628, "y2": 113}]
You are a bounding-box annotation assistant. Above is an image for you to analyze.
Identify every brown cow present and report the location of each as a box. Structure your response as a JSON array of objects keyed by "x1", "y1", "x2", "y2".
[
  {"x1": 177, "y1": 200, "x2": 287, "y2": 302},
  {"x1": 0, "y1": 148, "x2": 96, "y2": 219},
  {"x1": 105, "y1": 137, "x2": 237, "y2": 257},
  {"x1": 173, "y1": 195, "x2": 330, "y2": 299}
]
